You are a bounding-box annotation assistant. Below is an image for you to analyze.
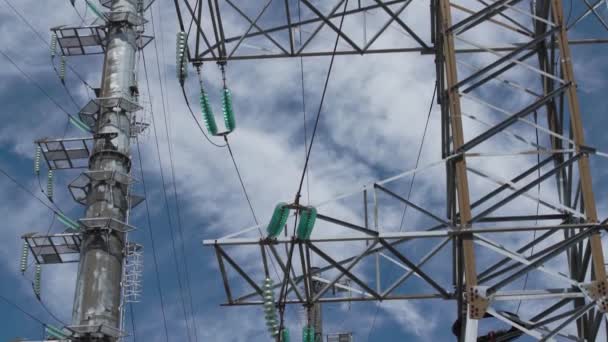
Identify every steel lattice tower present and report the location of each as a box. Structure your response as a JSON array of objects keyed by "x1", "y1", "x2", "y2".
[{"x1": 175, "y1": 0, "x2": 608, "y2": 340}]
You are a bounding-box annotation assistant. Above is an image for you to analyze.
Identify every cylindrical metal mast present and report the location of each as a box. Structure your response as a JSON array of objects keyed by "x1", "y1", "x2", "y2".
[{"x1": 71, "y1": 0, "x2": 139, "y2": 339}]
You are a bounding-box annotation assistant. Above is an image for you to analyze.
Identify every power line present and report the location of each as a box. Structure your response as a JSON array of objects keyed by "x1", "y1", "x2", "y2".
[
  {"x1": 367, "y1": 80, "x2": 437, "y2": 340},
  {"x1": 0, "y1": 165, "x2": 64, "y2": 216},
  {"x1": 148, "y1": 2, "x2": 199, "y2": 339},
  {"x1": 135, "y1": 135, "x2": 170, "y2": 342},
  {"x1": 0, "y1": 48, "x2": 73, "y2": 117},
  {"x1": 1, "y1": 0, "x2": 95, "y2": 91},
  {"x1": 224, "y1": 136, "x2": 259, "y2": 224},
  {"x1": 297, "y1": 0, "x2": 310, "y2": 205},
  {"x1": 293, "y1": 0, "x2": 347, "y2": 205},
  {"x1": 277, "y1": 0, "x2": 349, "y2": 339},
  {"x1": 397, "y1": 81, "x2": 437, "y2": 232},
  {"x1": 0, "y1": 293, "x2": 48, "y2": 327},
  {"x1": 181, "y1": 85, "x2": 227, "y2": 148},
  {"x1": 141, "y1": 49, "x2": 194, "y2": 342}
]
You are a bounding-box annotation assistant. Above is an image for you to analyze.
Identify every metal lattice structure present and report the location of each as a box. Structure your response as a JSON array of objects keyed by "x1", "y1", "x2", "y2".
[{"x1": 177, "y1": 0, "x2": 608, "y2": 340}]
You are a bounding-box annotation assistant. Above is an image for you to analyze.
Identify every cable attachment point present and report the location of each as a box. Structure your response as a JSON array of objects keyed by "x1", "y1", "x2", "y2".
[{"x1": 465, "y1": 285, "x2": 489, "y2": 319}]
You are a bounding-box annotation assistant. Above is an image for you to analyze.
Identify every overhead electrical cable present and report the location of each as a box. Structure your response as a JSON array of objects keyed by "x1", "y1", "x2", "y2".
[
  {"x1": 2, "y1": 0, "x2": 95, "y2": 91},
  {"x1": 0, "y1": 48, "x2": 91, "y2": 133},
  {"x1": 0, "y1": 165, "x2": 69, "y2": 217},
  {"x1": 397, "y1": 81, "x2": 437, "y2": 232},
  {"x1": 0, "y1": 293, "x2": 48, "y2": 327},
  {"x1": 141, "y1": 50, "x2": 195, "y2": 342},
  {"x1": 293, "y1": 0, "x2": 348, "y2": 205},
  {"x1": 148, "y1": 3, "x2": 200, "y2": 339},
  {"x1": 135, "y1": 135, "x2": 170, "y2": 342},
  {"x1": 368, "y1": 79, "x2": 438, "y2": 342},
  {"x1": 277, "y1": 1, "x2": 349, "y2": 339},
  {"x1": 297, "y1": 0, "x2": 311, "y2": 205},
  {"x1": 181, "y1": 85, "x2": 227, "y2": 147}
]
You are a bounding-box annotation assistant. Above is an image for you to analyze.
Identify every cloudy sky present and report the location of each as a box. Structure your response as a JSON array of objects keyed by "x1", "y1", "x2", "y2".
[{"x1": 1, "y1": 0, "x2": 608, "y2": 341}]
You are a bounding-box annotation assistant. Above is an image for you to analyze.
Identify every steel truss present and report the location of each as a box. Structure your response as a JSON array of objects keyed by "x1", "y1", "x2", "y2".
[{"x1": 182, "y1": 0, "x2": 608, "y2": 340}]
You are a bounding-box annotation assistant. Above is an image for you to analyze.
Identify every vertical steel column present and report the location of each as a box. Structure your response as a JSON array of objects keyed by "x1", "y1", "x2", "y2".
[
  {"x1": 552, "y1": 0, "x2": 608, "y2": 295},
  {"x1": 71, "y1": 0, "x2": 139, "y2": 339},
  {"x1": 436, "y1": 0, "x2": 484, "y2": 335},
  {"x1": 310, "y1": 268, "x2": 323, "y2": 342}
]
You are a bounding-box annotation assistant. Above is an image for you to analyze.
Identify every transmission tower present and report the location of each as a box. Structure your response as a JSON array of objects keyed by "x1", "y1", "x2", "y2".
[
  {"x1": 20, "y1": 0, "x2": 153, "y2": 340},
  {"x1": 175, "y1": 0, "x2": 608, "y2": 341}
]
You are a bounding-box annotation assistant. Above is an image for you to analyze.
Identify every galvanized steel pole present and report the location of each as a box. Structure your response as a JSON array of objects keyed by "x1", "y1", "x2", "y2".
[{"x1": 71, "y1": 0, "x2": 139, "y2": 339}]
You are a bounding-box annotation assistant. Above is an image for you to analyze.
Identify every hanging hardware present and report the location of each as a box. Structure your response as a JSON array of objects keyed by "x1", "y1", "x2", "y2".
[
  {"x1": 263, "y1": 277, "x2": 280, "y2": 338},
  {"x1": 34, "y1": 264, "x2": 41, "y2": 297},
  {"x1": 176, "y1": 31, "x2": 188, "y2": 83},
  {"x1": 46, "y1": 170, "x2": 54, "y2": 201},
  {"x1": 50, "y1": 32, "x2": 58, "y2": 58},
  {"x1": 20, "y1": 241, "x2": 29, "y2": 274},
  {"x1": 34, "y1": 145, "x2": 41, "y2": 175},
  {"x1": 59, "y1": 56, "x2": 66, "y2": 82}
]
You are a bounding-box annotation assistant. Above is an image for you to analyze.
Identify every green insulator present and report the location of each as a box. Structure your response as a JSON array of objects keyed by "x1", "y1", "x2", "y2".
[
  {"x1": 50, "y1": 32, "x2": 57, "y2": 57},
  {"x1": 86, "y1": 0, "x2": 105, "y2": 20},
  {"x1": 20, "y1": 241, "x2": 28, "y2": 274},
  {"x1": 59, "y1": 56, "x2": 66, "y2": 82},
  {"x1": 200, "y1": 90, "x2": 218, "y2": 135},
  {"x1": 281, "y1": 328, "x2": 290, "y2": 342},
  {"x1": 46, "y1": 170, "x2": 54, "y2": 201},
  {"x1": 296, "y1": 206, "x2": 317, "y2": 240},
  {"x1": 267, "y1": 203, "x2": 290, "y2": 238},
  {"x1": 34, "y1": 146, "x2": 41, "y2": 175},
  {"x1": 69, "y1": 115, "x2": 90, "y2": 133},
  {"x1": 302, "y1": 326, "x2": 315, "y2": 342},
  {"x1": 34, "y1": 265, "x2": 41, "y2": 297},
  {"x1": 222, "y1": 88, "x2": 236, "y2": 132},
  {"x1": 46, "y1": 325, "x2": 67, "y2": 339},
  {"x1": 57, "y1": 212, "x2": 80, "y2": 231}
]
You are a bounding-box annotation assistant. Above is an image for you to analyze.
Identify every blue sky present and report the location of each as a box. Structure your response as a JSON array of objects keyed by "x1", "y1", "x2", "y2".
[{"x1": 1, "y1": 0, "x2": 608, "y2": 341}]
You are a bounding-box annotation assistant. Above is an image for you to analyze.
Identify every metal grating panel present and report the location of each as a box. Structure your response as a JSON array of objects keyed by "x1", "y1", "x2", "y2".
[
  {"x1": 51, "y1": 25, "x2": 106, "y2": 56},
  {"x1": 36, "y1": 137, "x2": 93, "y2": 170},
  {"x1": 23, "y1": 232, "x2": 82, "y2": 264}
]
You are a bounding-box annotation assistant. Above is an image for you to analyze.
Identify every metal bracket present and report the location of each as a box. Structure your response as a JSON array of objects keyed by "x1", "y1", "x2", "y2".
[
  {"x1": 467, "y1": 285, "x2": 490, "y2": 319},
  {"x1": 66, "y1": 324, "x2": 126, "y2": 339},
  {"x1": 68, "y1": 170, "x2": 144, "y2": 209},
  {"x1": 79, "y1": 98, "x2": 149, "y2": 136},
  {"x1": 97, "y1": 96, "x2": 142, "y2": 113},
  {"x1": 78, "y1": 217, "x2": 136, "y2": 233},
  {"x1": 105, "y1": 11, "x2": 147, "y2": 26},
  {"x1": 100, "y1": 0, "x2": 156, "y2": 11},
  {"x1": 581, "y1": 280, "x2": 608, "y2": 312}
]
